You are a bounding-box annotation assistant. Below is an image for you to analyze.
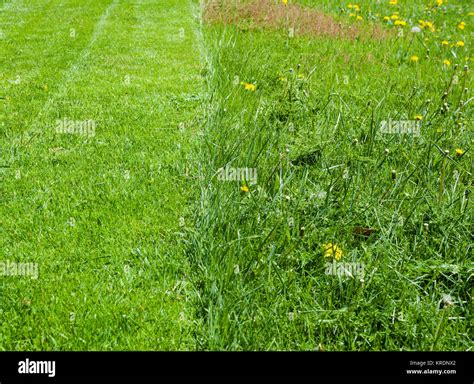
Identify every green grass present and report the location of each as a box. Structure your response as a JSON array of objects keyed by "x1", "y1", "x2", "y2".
[
  {"x1": 1, "y1": 0, "x2": 204, "y2": 350},
  {"x1": 1, "y1": 0, "x2": 472, "y2": 351},
  {"x1": 187, "y1": 0, "x2": 472, "y2": 350}
]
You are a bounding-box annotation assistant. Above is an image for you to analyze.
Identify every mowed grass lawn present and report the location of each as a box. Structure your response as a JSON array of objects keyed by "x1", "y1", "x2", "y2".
[
  {"x1": 1, "y1": 0, "x2": 204, "y2": 350},
  {"x1": 1, "y1": 0, "x2": 473, "y2": 351}
]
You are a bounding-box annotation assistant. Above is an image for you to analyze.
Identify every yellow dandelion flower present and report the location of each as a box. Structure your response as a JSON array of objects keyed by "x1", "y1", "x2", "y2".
[
  {"x1": 455, "y1": 148, "x2": 464, "y2": 157},
  {"x1": 391, "y1": 14, "x2": 399, "y2": 20},
  {"x1": 414, "y1": 115, "x2": 423, "y2": 121},
  {"x1": 468, "y1": 12, "x2": 474, "y2": 17},
  {"x1": 455, "y1": 41, "x2": 465, "y2": 47},
  {"x1": 458, "y1": 21, "x2": 465, "y2": 30},
  {"x1": 389, "y1": 0, "x2": 397, "y2": 5},
  {"x1": 383, "y1": 16, "x2": 390, "y2": 21},
  {"x1": 410, "y1": 55, "x2": 419, "y2": 63},
  {"x1": 394, "y1": 20, "x2": 407, "y2": 26},
  {"x1": 349, "y1": 12, "x2": 356, "y2": 17},
  {"x1": 240, "y1": 185, "x2": 250, "y2": 193},
  {"x1": 419, "y1": 20, "x2": 435, "y2": 31},
  {"x1": 282, "y1": 0, "x2": 288, "y2": 5},
  {"x1": 441, "y1": 40, "x2": 449, "y2": 46},
  {"x1": 241, "y1": 82, "x2": 256, "y2": 91},
  {"x1": 354, "y1": 4, "x2": 360, "y2": 12},
  {"x1": 436, "y1": 0, "x2": 443, "y2": 6},
  {"x1": 323, "y1": 243, "x2": 343, "y2": 261},
  {"x1": 443, "y1": 59, "x2": 451, "y2": 66},
  {"x1": 356, "y1": 15, "x2": 363, "y2": 21},
  {"x1": 348, "y1": 4, "x2": 353, "y2": 9}
]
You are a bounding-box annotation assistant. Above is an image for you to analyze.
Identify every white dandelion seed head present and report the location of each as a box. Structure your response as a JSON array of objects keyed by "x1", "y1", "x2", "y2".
[{"x1": 441, "y1": 293, "x2": 455, "y2": 307}]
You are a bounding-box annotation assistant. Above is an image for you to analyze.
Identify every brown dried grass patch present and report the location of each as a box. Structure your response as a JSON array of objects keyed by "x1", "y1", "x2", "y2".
[{"x1": 203, "y1": 0, "x2": 390, "y2": 41}]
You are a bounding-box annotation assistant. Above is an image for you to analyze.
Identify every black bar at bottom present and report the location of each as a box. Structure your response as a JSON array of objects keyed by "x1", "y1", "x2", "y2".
[{"x1": 0, "y1": 352, "x2": 471, "y2": 383}]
